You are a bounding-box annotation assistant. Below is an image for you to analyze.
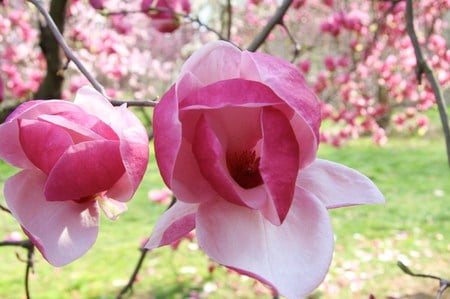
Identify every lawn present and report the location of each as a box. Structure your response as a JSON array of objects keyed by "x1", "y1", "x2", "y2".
[{"x1": 0, "y1": 132, "x2": 449, "y2": 299}]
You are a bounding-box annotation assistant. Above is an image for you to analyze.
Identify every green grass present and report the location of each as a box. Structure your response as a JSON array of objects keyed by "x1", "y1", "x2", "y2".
[{"x1": 1, "y1": 134, "x2": 449, "y2": 299}]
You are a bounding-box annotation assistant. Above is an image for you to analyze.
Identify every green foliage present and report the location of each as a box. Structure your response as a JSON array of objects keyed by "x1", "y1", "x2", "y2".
[{"x1": 0, "y1": 135, "x2": 449, "y2": 298}]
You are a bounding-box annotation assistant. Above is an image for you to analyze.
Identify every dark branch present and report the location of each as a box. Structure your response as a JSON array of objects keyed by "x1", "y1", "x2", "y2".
[
  {"x1": 226, "y1": 0, "x2": 232, "y2": 40},
  {"x1": 24, "y1": 243, "x2": 35, "y2": 299},
  {"x1": 398, "y1": 261, "x2": 449, "y2": 299},
  {"x1": 110, "y1": 99, "x2": 158, "y2": 107},
  {"x1": 116, "y1": 248, "x2": 149, "y2": 299},
  {"x1": 405, "y1": 0, "x2": 450, "y2": 168},
  {"x1": 34, "y1": 0, "x2": 68, "y2": 99},
  {"x1": 247, "y1": 0, "x2": 293, "y2": 52},
  {"x1": 116, "y1": 196, "x2": 177, "y2": 298},
  {"x1": 28, "y1": 0, "x2": 107, "y2": 98},
  {"x1": 0, "y1": 203, "x2": 11, "y2": 214}
]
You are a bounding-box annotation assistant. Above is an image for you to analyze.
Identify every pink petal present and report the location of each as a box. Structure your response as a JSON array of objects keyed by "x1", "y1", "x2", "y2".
[
  {"x1": 38, "y1": 114, "x2": 107, "y2": 143},
  {"x1": 5, "y1": 100, "x2": 45, "y2": 123},
  {"x1": 6, "y1": 100, "x2": 80, "y2": 122},
  {"x1": 297, "y1": 159, "x2": 385, "y2": 208},
  {"x1": 4, "y1": 170, "x2": 99, "y2": 266},
  {"x1": 45, "y1": 140, "x2": 125, "y2": 202},
  {"x1": 259, "y1": 107, "x2": 299, "y2": 225},
  {"x1": 179, "y1": 79, "x2": 282, "y2": 110},
  {"x1": 73, "y1": 86, "x2": 116, "y2": 125},
  {"x1": 241, "y1": 51, "x2": 321, "y2": 144},
  {"x1": 19, "y1": 119, "x2": 74, "y2": 175},
  {"x1": 98, "y1": 196, "x2": 128, "y2": 220},
  {"x1": 171, "y1": 140, "x2": 219, "y2": 204},
  {"x1": 145, "y1": 201, "x2": 198, "y2": 249},
  {"x1": 0, "y1": 120, "x2": 34, "y2": 169},
  {"x1": 106, "y1": 106, "x2": 149, "y2": 202},
  {"x1": 153, "y1": 85, "x2": 182, "y2": 187},
  {"x1": 178, "y1": 41, "x2": 241, "y2": 91},
  {"x1": 196, "y1": 188, "x2": 334, "y2": 299},
  {"x1": 192, "y1": 115, "x2": 248, "y2": 207}
]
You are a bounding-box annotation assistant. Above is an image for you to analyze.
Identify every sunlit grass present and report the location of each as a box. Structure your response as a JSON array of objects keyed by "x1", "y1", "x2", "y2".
[{"x1": 0, "y1": 133, "x2": 449, "y2": 298}]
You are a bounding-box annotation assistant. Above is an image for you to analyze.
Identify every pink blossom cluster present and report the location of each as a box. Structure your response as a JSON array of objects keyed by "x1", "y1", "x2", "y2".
[
  {"x1": 240, "y1": 0, "x2": 449, "y2": 146},
  {"x1": 0, "y1": 3, "x2": 43, "y2": 101}
]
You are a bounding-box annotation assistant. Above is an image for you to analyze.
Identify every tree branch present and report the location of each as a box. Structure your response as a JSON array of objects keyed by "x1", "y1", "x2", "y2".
[
  {"x1": 405, "y1": 0, "x2": 450, "y2": 168},
  {"x1": 110, "y1": 99, "x2": 157, "y2": 107},
  {"x1": 0, "y1": 202, "x2": 11, "y2": 214},
  {"x1": 398, "y1": 261, "x2": 449, "y2": 299},
  {"x1": 116, "y1": 196, "x2": 177, "y2": 298},
  {"x1": 28, "y1": 0, "x2": 107, "y2": 98},
  {"x1": 247, "y1": 0, "x2": 293, "y2": 52},
  {"x1": 34, "y1": 0, "x2": 68, "y2": 99}
]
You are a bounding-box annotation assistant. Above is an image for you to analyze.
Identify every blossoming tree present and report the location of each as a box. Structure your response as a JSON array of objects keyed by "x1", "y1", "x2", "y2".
[{"x1": 0, "y1": 0, "x2": 448, "y2": 298}]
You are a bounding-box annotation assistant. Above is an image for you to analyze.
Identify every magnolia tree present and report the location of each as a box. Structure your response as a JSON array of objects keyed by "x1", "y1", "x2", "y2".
[{"x1": 0, "y1": 0, "x2": 449, "y2": 298}]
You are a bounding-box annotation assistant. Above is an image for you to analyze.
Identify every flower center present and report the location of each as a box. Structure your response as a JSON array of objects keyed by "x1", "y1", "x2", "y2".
[{"x1": 226, "y1": 150, "x2": 263, "y2": 189}]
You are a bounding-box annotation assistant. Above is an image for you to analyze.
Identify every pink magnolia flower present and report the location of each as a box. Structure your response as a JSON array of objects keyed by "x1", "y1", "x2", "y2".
[
  {"x1": 146, "y1": 41, "x2": 384, "y2": 298},
  {"x1": 141, "y1": 0, "x2": 191, "y2": 33},
  {"x1": 0, "y1": 86, "x2": 149, "y2": 266}
]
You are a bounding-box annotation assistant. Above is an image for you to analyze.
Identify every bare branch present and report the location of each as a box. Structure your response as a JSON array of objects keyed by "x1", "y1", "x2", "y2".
[
  {"x1": 398, "y1": 261, "x2": 449, "y2": 299},
  {"x1": 117, "y1": 196, "x2": 176, "y2": 298},
  {"x1": 110, "y1": 99, "x2": 158, "y2": 107},
  {"x1": 28, "y1": 0, "x2": 107, "y2": 98},
  {"x1": 405, "y1": 0, "x2": 450, "y2": 168},
  {"x1": 0, "y1": 203, "x2": 11, "y2": 214},
  {"x1": 247, "y1": 0, "x2": 293, "y2": 52}
]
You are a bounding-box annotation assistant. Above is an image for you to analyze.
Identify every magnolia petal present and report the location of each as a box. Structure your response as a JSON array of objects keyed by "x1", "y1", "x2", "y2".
[
  {"x1": 106, "y1": 105, "x2": 149, "y2": 202},
  {"x1": 5, "y1": 100, "x2": 45, "y2": 123},
  {"x1": 259, "y1": 107, "x2": 299, "y2": 225},
  {"x1": 73, "y1": 86, "x2": 115, "y2": 125},
  {"x1": 179, "y1": 40, "x2": 241, "y2": 89},
  {"x1": 0, "y1": 120, "x2": 34, "y2": 169},
  {"x1": 297, "y1": 159, "x2": 385, "y2": 208},
  {"x1": 171, "y1": 140, "x2": 218, "y2": 204},
  {"x1": 192, "y1": 115, "x2": 247, "y2": 207},
  {"x1": 145, "y1": 201, "x2": 198, "y2": 249},
  {"x1": 153, "y1": 85, "x2": 182, "y2": 188},
  {"x1": 45, "y1": 140, "x2": 125, "y2": 202},
  {"x1": 179, "y1": 79, "x2": 282, "y2": 110},
  {"x1": 196, "y1": 188, "x2": 334, "y2": 299},
  {"x1": 98, "y1": 196, "x2": 128, "y2": 220},
  {"x1": 4, "y1": 170, "x2": 99, "y2": 267},
  {"x1": 6, "y1": 100, "x2": 80, "y2": 122},
  {"x1": 241, "y1": 50, "x2": 321, "y2": 144},
  {"x1": 19, "y1": 119, "x2": 74, "y2": 175}
]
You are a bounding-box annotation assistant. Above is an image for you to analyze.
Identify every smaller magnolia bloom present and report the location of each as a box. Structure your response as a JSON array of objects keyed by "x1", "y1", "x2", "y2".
[
  {"x1": 146, "y1": 41, "x2": 384, "y2": 298},
  {"x1": 148, "y1": 187, "x2": 173, "y2": 205},
  {"x1": 89, "y1": 0, "x2": 104, "y2": 10},
  {"x1": 141, "y1": 0, "x2": 190, "y2": 33},
  {"x1": 0, "y1": 86, "x2": 149, "y2": 266}
]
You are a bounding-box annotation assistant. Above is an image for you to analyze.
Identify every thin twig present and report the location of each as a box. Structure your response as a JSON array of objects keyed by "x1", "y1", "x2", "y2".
[
  {"x1": 247, "y1": 0, "x2": 293, "y2": 52},
  {"x1": 110, "y1": 99, "x2": 158, "y2": 107},
  {"x1": 116, "y1": 196, "x2": 177, "y2": 298},
  {"x1": 226, "y1": 0, "x2": 232, "y2": 40},
  {"x1": 278, "y1": 21, "x2": 300, "y2": 62},
  {"x1": 405, "y1": 0, "x2": 450, "y2": 168},
  {"x1": 398, "y1": 261, "x2": 449, "y2": 299},
  {"x1": 116, "y1": 248, "x2": 149, "y2": 299},
  {"x1": 24, "y1": 243, "x2": 35, "y2": 299},
  {"x1": 0, "y1": 203, "x2": 11, "y2": 214},
  {"x1": 27, "y1": 0, "x2": 107, "y2": 98}
]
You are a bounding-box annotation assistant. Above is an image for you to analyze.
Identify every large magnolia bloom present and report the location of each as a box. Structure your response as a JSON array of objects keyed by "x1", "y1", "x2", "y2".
[
  {"x1": 0, "y1": 87, "x2": 149, "y2": 266},
  {"x1": 146, "y1": 41, "x2": 384, "y2": 298}
]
